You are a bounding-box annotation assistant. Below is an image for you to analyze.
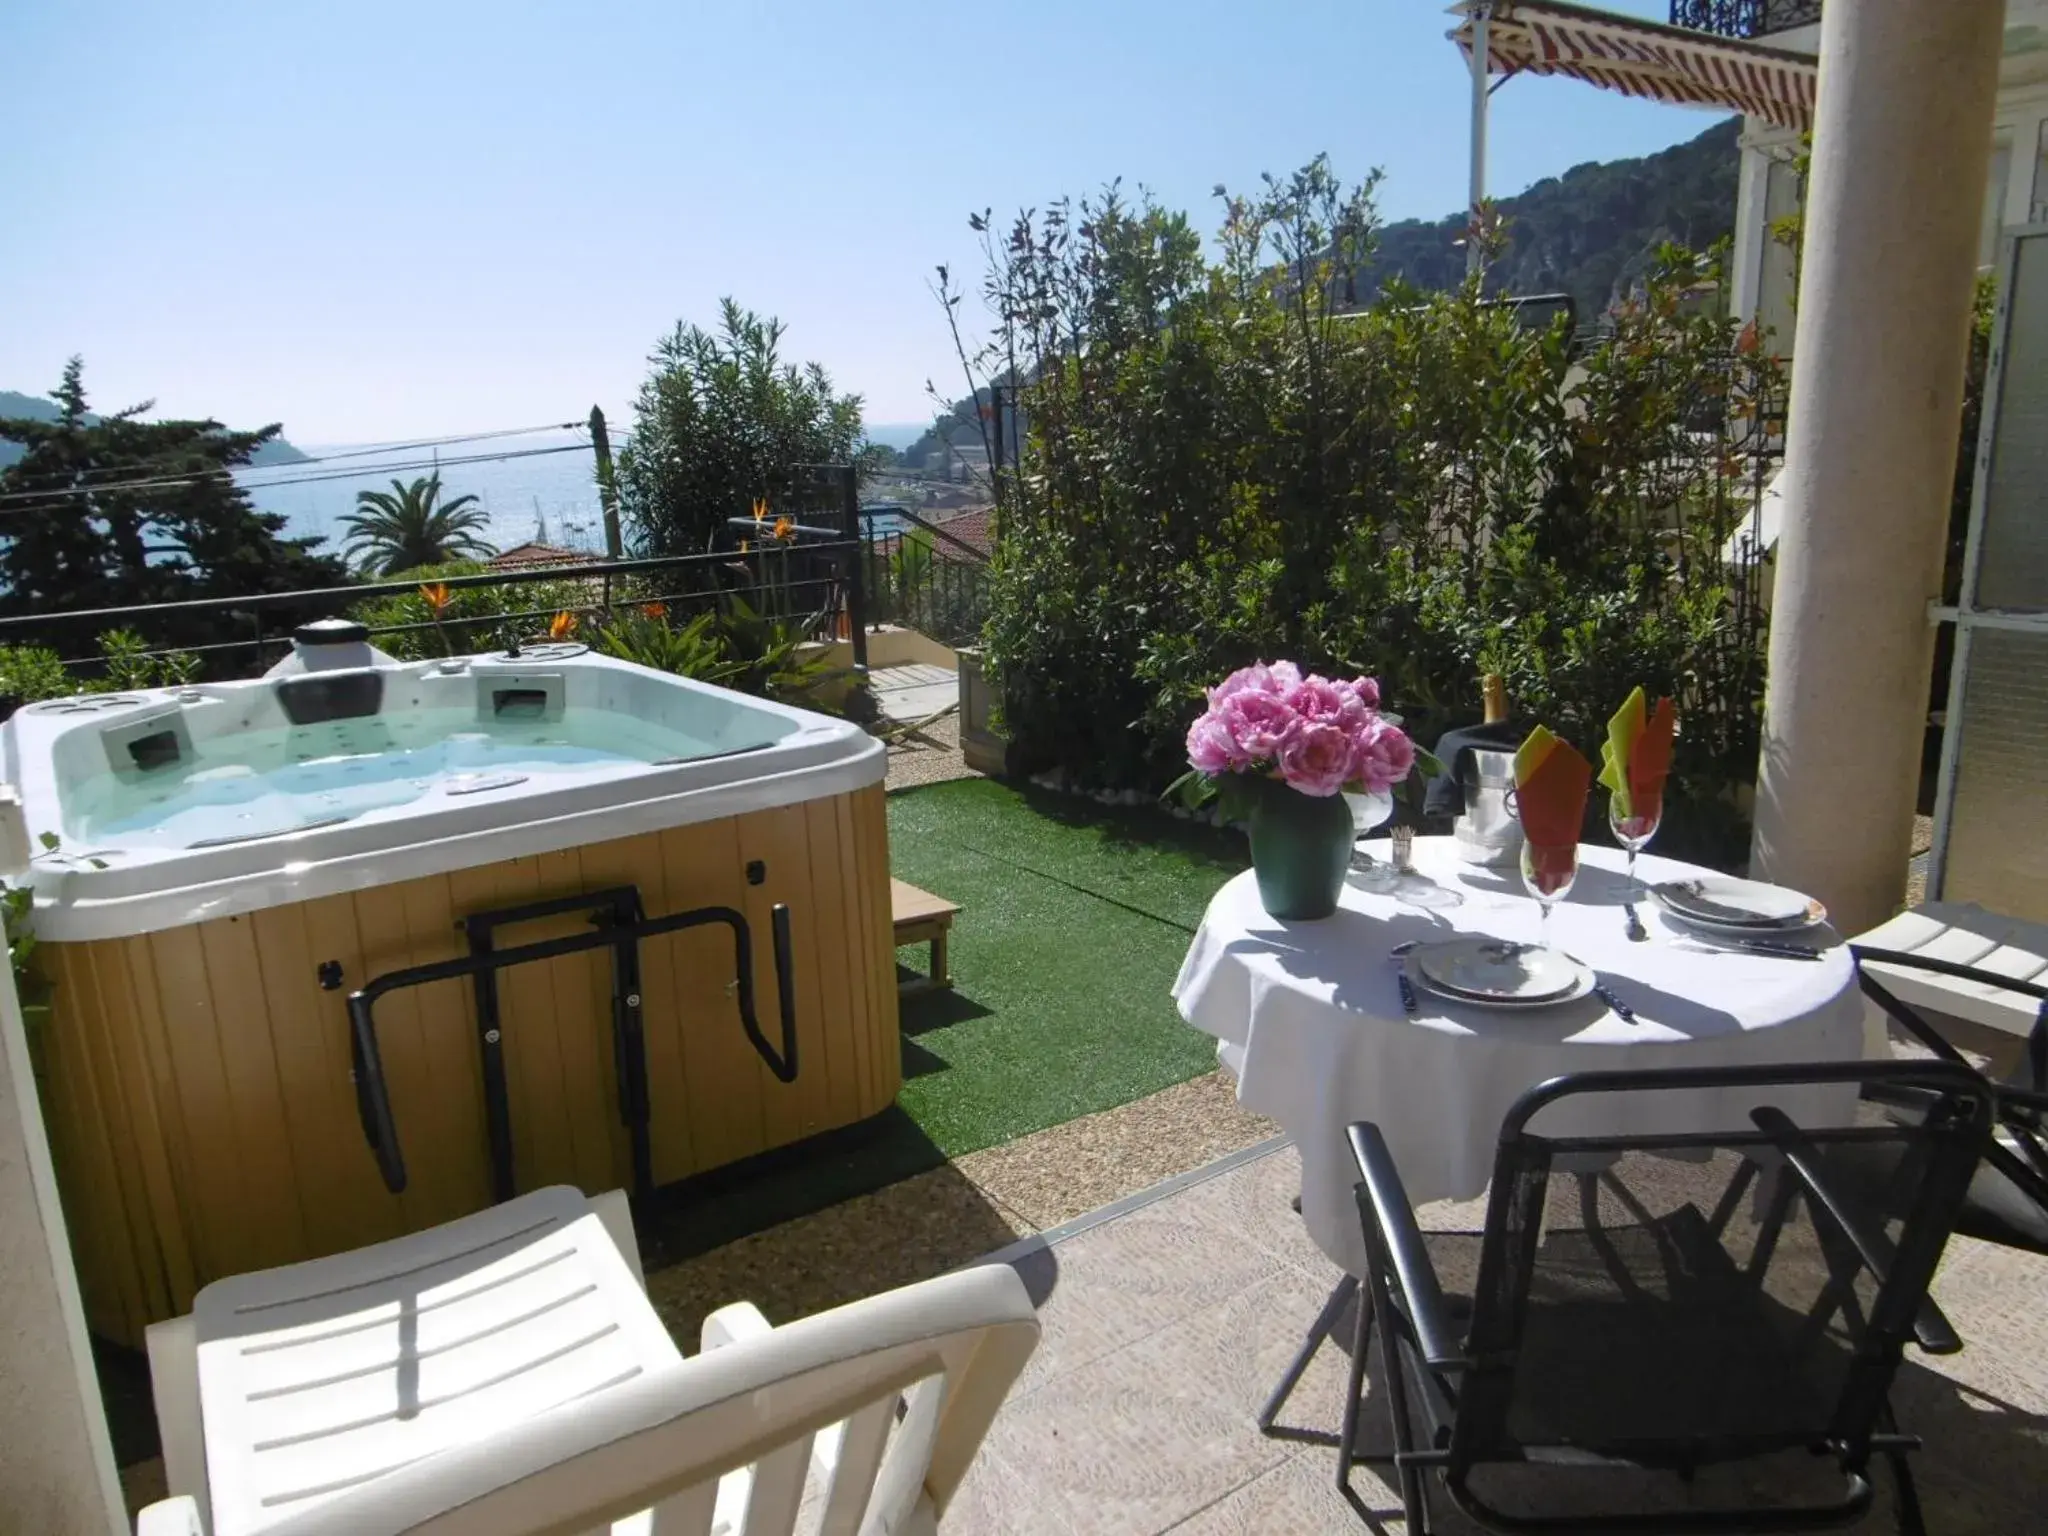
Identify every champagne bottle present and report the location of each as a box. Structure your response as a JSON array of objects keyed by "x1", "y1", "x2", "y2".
[{"x1": 1482, "y1": 672, "x2": 1507, "y2": 725}]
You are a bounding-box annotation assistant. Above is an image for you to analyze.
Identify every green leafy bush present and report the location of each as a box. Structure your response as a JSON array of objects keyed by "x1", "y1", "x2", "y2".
[
  {"x1": 4, "y1": 883, "x2": 46, "y2": 1014},
  {"x1": 951, "y1": 163, "x2": 1781, "y2": 862},
  {"x1": 0, "y1": 628, "x2": 198, "y2": 706},
  {"x1": 713, "y1": 593, "x2": 836, "y2": 703},
  {"x1": 590, "y1": 595, "x2": 836, "y2": 706},
  {"x1": 347, "y1": 562, "x2": 596, "y2": 659},
  {"x1": 0, "y1": 643, "x2": 70, "y2": 704},
  {"x1": 592, "y1": 605, "x2": 737, "y2": 683},
  {"x1": 617, "y1": 300, "x2": 876, "y2": 559}
]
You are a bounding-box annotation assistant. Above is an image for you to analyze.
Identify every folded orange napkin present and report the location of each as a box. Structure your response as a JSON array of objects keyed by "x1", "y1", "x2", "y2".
[
  {"x1": 1597, "y1": 688, "x2": 1677, "y2": 825},
  {"x1": 1515, "y1": 725, "x2": 1592, "y2": 880}
]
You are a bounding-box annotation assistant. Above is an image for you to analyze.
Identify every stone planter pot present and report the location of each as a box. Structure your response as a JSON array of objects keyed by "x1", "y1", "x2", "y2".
[
  {"x1": 956, "y1": 647, "x2": 1010, "y2": 776},
  {"x1": 1248, "y1": 780, "x2": 1354, "y2": 920}
]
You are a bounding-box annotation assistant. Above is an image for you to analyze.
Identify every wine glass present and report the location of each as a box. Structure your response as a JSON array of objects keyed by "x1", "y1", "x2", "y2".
[
  {"x1": 1344, "y1": 789, "x2": 1396, "y2": 888},
  {"x1": 1519, "y1": 841, "x2": 1579, "y2": 952},
  {"x1": 1607, "y1": 796, "x2": 1662, "y2": 900}
]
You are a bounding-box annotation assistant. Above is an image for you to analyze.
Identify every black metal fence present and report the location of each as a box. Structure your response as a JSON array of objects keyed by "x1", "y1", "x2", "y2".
[
  {"x1": 0, "y1": 459, "x2": 880, "y2": 679},
  {"x1": 0, "y1": 544, "x2": 869, "y2": 678},
  {"x1": 857, "y1": 506, "x2": 990, "y2": 648},
  {"x1": 1669, "y1": 0, "x2": 1821, "y2": 39}
]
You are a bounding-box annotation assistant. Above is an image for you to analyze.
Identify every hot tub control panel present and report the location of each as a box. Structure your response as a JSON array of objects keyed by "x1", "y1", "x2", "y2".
[
  {"x1": 98, "y1": 708, "x2": 194, "y2": 776},
  {"x1": 479, "y1": 671, "x2": 565, "y2": 723}
]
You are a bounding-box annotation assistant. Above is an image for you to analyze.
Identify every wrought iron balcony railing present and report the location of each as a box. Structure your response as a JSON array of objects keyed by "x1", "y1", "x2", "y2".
[{"x1": 1669, "y1": 0, "x2": 1821, "y2": 39}]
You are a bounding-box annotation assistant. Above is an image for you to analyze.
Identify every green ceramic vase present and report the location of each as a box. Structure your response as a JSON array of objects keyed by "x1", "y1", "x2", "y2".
[{"x1": 1248, "y1": 780, "x2": 1354, "y2": 920}]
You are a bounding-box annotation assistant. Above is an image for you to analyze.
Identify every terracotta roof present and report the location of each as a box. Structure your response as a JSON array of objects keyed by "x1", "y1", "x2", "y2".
[
  {"x1": 485, "y1": 541, "x2": 606, "y2": 571},
  {"x1": 868, "y1": 508, "x2": 996, "y2": 561},
  {"x1": 932, "y1": 508, "x2": 995, "y2": 557}
]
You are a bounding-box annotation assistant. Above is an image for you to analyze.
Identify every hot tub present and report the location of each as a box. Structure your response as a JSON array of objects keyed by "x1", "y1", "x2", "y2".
[{"x1": 10, "y1": 639, "x2": 899, "y2": 1343}]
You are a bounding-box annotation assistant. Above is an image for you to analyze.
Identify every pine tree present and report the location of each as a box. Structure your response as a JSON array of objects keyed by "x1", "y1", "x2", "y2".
[{"x1": 0, "y1": 358, "x2": 351, "y2": 652}]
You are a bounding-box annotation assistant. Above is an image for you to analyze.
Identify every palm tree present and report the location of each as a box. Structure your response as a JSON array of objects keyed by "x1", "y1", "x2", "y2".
[{"x1": 341, "y1": 475, "x2": 495, "y2": 574}]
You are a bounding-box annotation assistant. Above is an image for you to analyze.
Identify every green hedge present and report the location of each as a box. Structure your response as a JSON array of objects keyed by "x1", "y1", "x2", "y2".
[{"x1": 964, "y1": 163, "x2": 1783, "y2": 864}]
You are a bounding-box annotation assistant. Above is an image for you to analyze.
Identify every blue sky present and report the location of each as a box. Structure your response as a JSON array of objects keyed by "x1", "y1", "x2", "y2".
[{"x1": 1, "y1": 0, "x2": 1717, "y2": 444}]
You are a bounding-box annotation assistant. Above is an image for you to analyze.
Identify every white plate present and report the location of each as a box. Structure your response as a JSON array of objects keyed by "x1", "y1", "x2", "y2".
[
  {"x1": 1415, "y1": 939, "x2": 1585, "y2": 1002},
  {"x1": 1652, "y1": 876, "x2": 1826, "y2": 931},
  {"x1": 1408, "y1": 950, "x2": 1596, "y2": 1011}
]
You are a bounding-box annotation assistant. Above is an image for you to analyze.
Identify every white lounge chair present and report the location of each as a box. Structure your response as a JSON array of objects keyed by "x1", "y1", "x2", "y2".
[
  {"x1": 1852, "y1": 900, "x2": 2048, "y2": 1061},
  {"x1": 136, "y1": 1185, "x2": 1039, "y2": 1536}
]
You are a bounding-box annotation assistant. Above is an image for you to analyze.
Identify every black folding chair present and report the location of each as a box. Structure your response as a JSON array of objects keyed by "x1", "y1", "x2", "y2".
[
  {"x1": 1840, "y1": 946, "x2": 2048, "y2": 1256},
  {"x1": 1348, "y1": 1060, "x2": 1992, "y2": 1534}
]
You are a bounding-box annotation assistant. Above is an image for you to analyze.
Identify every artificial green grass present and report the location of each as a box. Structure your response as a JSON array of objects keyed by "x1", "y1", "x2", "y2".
[
  {"x1": 634, "y1": 776, "x2": 1247, "y2": 1268},
  {"x1": 887, "y1": 777, "x2": 1247, "y2": 1155}
]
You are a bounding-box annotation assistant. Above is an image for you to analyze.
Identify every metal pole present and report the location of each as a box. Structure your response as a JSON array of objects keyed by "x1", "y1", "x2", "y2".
[
  {"x1": 990, "y1": 382, "x2": 1006, "y2": 505},
  {"x1": 839, "y1": 466, "x2": 869, "y2": 676},
  {"x1": 1468, "y1": 2, "x2": 1492, "y2": 277},
  {"x1": 589, "y1": 405, "x2": 623, "y2": 559}
]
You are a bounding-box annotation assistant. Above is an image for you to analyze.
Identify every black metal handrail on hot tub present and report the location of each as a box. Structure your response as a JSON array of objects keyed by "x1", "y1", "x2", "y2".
[{"x1": 333, "y1": 887, "x2": 799, "y2": 1200}]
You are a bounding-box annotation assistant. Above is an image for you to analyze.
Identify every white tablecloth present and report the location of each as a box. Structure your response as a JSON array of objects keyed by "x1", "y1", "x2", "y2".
[{"x1": 1174, "y1": 836, "x2": 1865, "y2": 1275}]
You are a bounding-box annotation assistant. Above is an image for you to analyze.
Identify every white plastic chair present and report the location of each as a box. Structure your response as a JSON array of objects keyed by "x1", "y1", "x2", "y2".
[{"x1": 137, "y1": 1185, "x2": 1039, "y2": 1536}]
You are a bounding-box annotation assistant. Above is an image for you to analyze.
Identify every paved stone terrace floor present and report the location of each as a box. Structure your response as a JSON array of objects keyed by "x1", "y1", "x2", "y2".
[
  {"x1": 118, "y1": 1111, "x2": 2047, "y2": 1533},
  {"x1": 938, "y1": 1141, "x2": 2048, "y2": 1535},
  {"x1": 872, "y1": 662, "x2": 960, "y2": 726}
]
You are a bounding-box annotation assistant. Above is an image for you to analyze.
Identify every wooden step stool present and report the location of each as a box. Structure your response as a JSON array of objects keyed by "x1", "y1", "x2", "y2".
[{"x1": 891, "y1": 878, "x2": 960, "y2": 998}]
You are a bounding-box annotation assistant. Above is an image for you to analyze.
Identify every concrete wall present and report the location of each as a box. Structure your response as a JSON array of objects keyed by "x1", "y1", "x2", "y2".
[
  {"x1": 859, "y1": 626, "x2": 961, "y2": 671},
  {"x1": 804, "y1": 626, "x2": 961, "y2": 679},
  {"x1": 0, "y1": 977, "x2": 124, "y2": 1534}
]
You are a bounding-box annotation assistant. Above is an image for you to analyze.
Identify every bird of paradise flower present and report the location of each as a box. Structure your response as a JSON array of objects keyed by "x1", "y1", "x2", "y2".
[{"x1": 418, "y1": 582, "x2": 455, "y2": 656}]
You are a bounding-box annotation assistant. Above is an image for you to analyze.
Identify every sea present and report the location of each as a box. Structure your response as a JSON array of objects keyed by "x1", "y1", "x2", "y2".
[
  {"x1": 237, "y1": 428, "x2": 614, "y2": 557},
  {"x1": 235, "y1": 422, "x2": 929, "y2": 558}
]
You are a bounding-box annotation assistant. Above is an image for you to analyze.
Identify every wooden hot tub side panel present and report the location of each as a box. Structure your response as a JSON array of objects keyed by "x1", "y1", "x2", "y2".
[{"x1": 40, "y1": 783, "x2": 901, "y2": 1344}]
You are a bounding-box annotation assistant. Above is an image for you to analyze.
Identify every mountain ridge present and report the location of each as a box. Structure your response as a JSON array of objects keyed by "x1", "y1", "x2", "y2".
[
  {"x1": 900, "y1": 118, "x2": 1744, "y2": 467},
  {"x1": 1364, "y1": 117, "x2": 1742, "y2": 317}
]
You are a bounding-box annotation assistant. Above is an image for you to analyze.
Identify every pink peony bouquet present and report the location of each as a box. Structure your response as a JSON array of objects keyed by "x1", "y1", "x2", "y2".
[{"x1": 1175, "y1": 661, "x2": 1436, "y2": 806}]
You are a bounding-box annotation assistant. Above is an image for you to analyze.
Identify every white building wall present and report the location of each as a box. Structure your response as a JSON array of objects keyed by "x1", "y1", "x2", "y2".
[
  {"x1": 1731, "y1": 11, "x2": 2048, "y2": 349},
  {"x1": 0, "y1": 966, "x2": 124, "y2": 1534}
]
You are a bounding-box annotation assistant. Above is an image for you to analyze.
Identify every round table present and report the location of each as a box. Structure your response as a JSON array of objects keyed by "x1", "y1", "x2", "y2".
[{"x1": 1174, "y1": 835, "x2": 1865, "y2": 1277}]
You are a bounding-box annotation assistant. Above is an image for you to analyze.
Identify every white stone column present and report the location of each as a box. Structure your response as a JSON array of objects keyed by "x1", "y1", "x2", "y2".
[
  {"x1": 1728, "y1": 123, "x2": 1770, "y2": 327},
  {"x1": 1751, "y1": 0, "x2": 2005, "y2": 936},
  {"x1": 0, "y1": 959, "x2": 125, "y2": 1533}
]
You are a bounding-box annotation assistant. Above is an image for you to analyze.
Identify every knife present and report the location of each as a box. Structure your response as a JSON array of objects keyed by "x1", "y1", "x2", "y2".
[
  {"x1": 1721, "y1": 937, "x2": 1828, "y2": 961},
  {"x1": 1389, "y1": 942, "x2": 1421, "y2": 1014},
  {"x1": 1396, "y1": 971, "x2": 1420, "y2": 1014}
]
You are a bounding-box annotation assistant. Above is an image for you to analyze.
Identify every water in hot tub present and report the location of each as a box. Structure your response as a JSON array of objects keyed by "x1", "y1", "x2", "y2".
[{"x1": 68, "y1": 704, "x2": 787, "y2": 851}]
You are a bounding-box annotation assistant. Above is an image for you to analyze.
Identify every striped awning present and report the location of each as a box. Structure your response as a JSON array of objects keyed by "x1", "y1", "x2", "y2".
[{"x1": 1449, "y1": 0, "x2": 1817, "y2": 132}]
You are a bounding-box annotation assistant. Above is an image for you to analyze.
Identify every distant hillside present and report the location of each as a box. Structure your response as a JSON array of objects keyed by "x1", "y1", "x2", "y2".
[
  {"x1": 0, "y1": 389, "x2": 313, "y2": 469},
  {"x1": 906, "y1": 122, "x2": 1745, "y2": 462},
  {"x1": 898, "y1": 389, "x2": 1003, "y2": 472},
  {"x1": 1364, "y1": 117, "x2": 1742, "y2": 319}
]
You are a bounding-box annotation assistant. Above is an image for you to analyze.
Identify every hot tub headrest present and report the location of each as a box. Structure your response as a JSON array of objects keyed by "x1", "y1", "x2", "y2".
[
  {"x1": 276, "y1": 668, "x2": 386, "y2": 725},
  {"x1": 264, "y1": 618, "x2": 400, "y2": 679}
]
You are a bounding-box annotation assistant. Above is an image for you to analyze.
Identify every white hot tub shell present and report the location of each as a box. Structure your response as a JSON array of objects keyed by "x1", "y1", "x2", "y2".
[{"x1": 10, "y1": 646, "x2": 901, "y2": 1343}]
